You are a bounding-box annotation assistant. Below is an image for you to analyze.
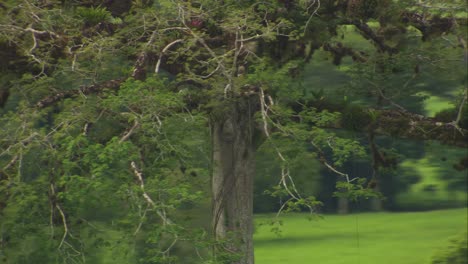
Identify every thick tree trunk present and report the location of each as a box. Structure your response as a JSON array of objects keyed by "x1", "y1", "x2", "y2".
[{"x1": 211, "y1": 98, "x2": 257, "y2": 264}]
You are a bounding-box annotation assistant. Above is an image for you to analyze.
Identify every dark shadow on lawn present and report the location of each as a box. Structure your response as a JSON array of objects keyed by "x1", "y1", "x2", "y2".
[{"x1": 255, "y1": 233, "x2": 357, "y2": 247}]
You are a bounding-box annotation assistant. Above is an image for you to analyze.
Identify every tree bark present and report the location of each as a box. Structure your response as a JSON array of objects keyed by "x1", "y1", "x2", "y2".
[
  {"x1": 337, "y1": 197, "x2": 349, "y2": 214},
  {"x1": 211, "y1": 97, "x2": 258, "y2": 264}
]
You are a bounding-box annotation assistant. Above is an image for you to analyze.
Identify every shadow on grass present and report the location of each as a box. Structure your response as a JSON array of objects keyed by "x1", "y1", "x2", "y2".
[{"x1": 255, "y1": 233, "x2": 356, "y2": 247}]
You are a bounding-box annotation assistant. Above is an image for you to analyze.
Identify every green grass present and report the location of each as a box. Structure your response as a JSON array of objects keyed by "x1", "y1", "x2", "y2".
[
  {"x1": 254, "y1": 208, "x2": 467, "y2": 264},
  {"x1": 423, "y1": 95, "x2": 454, "y2": 117}
]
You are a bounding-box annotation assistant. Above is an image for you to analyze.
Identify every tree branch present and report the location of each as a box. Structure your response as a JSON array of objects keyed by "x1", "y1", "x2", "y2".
[
  {"x1": 336, "y1": 109, "x2": 467, "y2": 147},
  {"x1": 351, "y1": 21, "x2": 397, "y2": 54},
  {"x1": 130, "y1": 161, "x2": 173, "y2": 226},
  {"x1": 290, "y1": 98, "x2": 468, "y2": 147},
  {"x1": 119, "y1": 120, "x2": 140, "y2": 143},
  {"x1": 155, "y1": 39, "x2": 184, "y2": 74},
  {"x1": 310, "y1": 141, "x2": 358, "y2": 183},
  {"x1": 36, "y1": 79, "x2": 123, "y2": 108},
  {"x1": 323, "y1": 42, "x2": 367, "y2": 65},
  {"x1": 454, "y1": 89, "x2": 467, "y2": 126}
]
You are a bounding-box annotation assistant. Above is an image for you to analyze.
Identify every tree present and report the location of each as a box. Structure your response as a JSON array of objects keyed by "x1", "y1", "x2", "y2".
[{"x1": 0, "y1": 1, "x2": 466, "y2": 263}]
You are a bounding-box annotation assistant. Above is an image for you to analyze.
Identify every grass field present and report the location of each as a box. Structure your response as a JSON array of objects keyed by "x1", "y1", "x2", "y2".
[{"x1": 254, "y1": 208, "x2": 467, "y2": 264}]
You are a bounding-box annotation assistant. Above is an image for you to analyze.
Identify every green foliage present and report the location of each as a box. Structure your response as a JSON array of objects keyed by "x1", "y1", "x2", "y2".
[
  {"x1": 309, "y1": 128, "x2": 366, "y2": 167},
  {"x1": 0, "y1": 0, "x2": 467, "y2": 262},
  {"x1": 342, "y1": 105, "x2": 375, "y2": 130},
  {"x1": 335, "y1": 178, "x2": 382, "y2": 202},
  {"x1": 76, "y1": 6, "x2": 121, "y2": 26},
  {"x1": 1, "y1": 75, "x2": 211, "y2": 263},
  {"x1": 431, "y1": 232, "x2": 468, "y2": 264},
  {"x1": 347, "y1": 0, "x2": 381, "y2": 20},
  {"x1": 255, "y1": 128, "x2": 324, "y2": 214}
]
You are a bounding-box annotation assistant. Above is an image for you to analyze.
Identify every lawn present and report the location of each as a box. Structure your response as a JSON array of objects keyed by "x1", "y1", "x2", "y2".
[{"x1": 254, "y1": 208, "x2": 467, "y2": 264}]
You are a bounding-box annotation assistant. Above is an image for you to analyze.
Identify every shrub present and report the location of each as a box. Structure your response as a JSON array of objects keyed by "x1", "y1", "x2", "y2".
[{"x1": 431, "y1": 232, "x2": 467, "y2": 264}]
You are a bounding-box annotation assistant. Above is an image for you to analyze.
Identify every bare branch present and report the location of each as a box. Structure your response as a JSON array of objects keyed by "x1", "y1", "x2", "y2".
[
  {"x1": 289, "y1": 101, "x2": 468, "y2": 148},
  {"x1": 259, "y1": 88, "x2": 270, "y2": 138},
  {"x1": 119, "y1": 120, "x2": 140, "y2": 143},
  {"x1": 351, "y1": 21, "x2": 397, "y2": 54},
  {"x1": 155, "y1": 39, "x2": 184, "y2": 74},
  {"x1": 50, "y1": 184, "x2": 72, "y2": 250},
  {"x1": 372, "y1": 83, "x2": 409, "y2": 112},
  {"x1": 3, "y1": 155, "x2": 18, "y2": 171},
  {"x1": 131, "y1": 28, "x2": 161, "y2": 79},
  {"x1": 24, "y1": 27, "x2": 59, "y2": 38},
  {"x1": 310, "y1": 141, "x2": 358, "y2": 183},
  {"x1": 130, "y1": 161, "x2": 173, "y2": 225},
  {"x1": 56, "y1": 203, "x2": 68, "y2": 249},
  {"x1": 454, "y1": 89, "x2": 467, "y2": 126},
  {"x1": 449, "y1": 88, "x2": 467, "y2": 135},
  {"x1": 82, "y1": 123, "x2": 89, "y2": 136},
  {"x1": 0, "y1": 132, "x2": 40, "y2": 158},
  {"x1": 200, "y1": 63, "x2": 221, "y2": 79},
  {"x1": 304, "y1": 0, "x2": 320, "y2": 34},
  {"x1": 26, "y1": 29, "x2": 45, "y2": 76},
  {"x1": 275, "y1": 197, "x2": 293, "y2": 218},
  {"x1": 161, "y1": 236, "x2": 178, "y2": 255},
  {"x1": 257, "y1": 88, "x2": 312, "y2": 214},
  {"x1": 36, "y1": 79, "x2": 123, "y2": 108},
  {"x1": 133, "y1": 204, "x2": 150, "y2": 236}
]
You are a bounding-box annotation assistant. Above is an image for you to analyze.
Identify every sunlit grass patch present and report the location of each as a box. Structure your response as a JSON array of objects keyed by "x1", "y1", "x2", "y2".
[
  {"x1": 423, "y1": 95, "x2": 454, "y2": 117},
  {"x1": 255, "y1": 208, "x2": 467, "y2": 264}
]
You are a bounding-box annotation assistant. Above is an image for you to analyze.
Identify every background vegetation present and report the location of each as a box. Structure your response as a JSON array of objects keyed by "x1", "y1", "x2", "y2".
[{"x1": 0, "y1": 0, "x2": 466, "y2": 263}]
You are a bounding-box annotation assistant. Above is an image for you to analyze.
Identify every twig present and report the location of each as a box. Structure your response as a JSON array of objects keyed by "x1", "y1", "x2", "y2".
[
  {"x1": 454, "y1": 89, "x2": 467, "y2": 126},
  {"x1": 449, "y1": 88, "x2": 467, "y2": 135},
  {"x1": 279, "y1": 168, "x2": 300, "y2": 200},
  {"x1": 161, "y1": 236, "x2": 178, "y2": 254},
  {"x1": 200, "y1": 63, "x2": 221, "y2": 79},
  {"x1": 310, "y1": 141, "x2": 357, "y2": 183},
  {"x1": 3, "y1": 155, "x2": 18, "y2": 171},
  {"x1": 56, "y1": 204, "x2": 68, "y2": 249},
  {"x1": 275, "y1": 197, "x2": 293, "y2": 218},
  {"x1": 258, "y1": 88, "x2": 309, "y2": 213},
  {"x1": 368, "y1": 81, "x2": 409, "y2": 112},
  {"x1": 132, "y1": 29, "x2": 158, "y2": 79},
  {"x1": 25, "y1": 27, "x2": 50, "y2": 76},
  {"x1": 259, "y1": 88, "x2": 270, "y2": 137},
  {"x1": 133, "y1": 204, "x2": 150, "y2": 236},
  {"x1": 303, "y1": 0, "x2": 320, "y2": 34},
  {"x1": 49, "y1": 184, "x2": 80, "y2": 254},
  {"x1": 82, "y1": 123, "x2": 89, "y2": 136}
]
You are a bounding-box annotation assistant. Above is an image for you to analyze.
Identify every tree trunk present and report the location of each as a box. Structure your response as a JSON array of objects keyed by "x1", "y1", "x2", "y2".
[
  {"x1": 370, "y1": 185, "x2": 383, "y2": 211},
  {"x1": 337, "y1": 197, "x2": 349, "y2": 214},
  {"x1": 211, "y1": 97, "x2": 257, "y2": 264}
]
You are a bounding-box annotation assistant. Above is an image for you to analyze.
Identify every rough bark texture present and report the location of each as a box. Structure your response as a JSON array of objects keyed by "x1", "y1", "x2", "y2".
[{"x1": 211, "y1": 97, "x2": 258, "y2": 264}]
